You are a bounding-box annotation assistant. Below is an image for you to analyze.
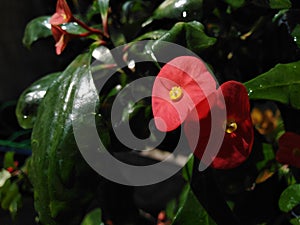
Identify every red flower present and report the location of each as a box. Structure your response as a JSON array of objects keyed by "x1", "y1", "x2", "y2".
[
  {"x1": 276, "y1": 132, "x2": 300, "y2": 168},
  {"x1": 51, "y1": 25, "x2": 73, "y2": 55},
  {"x1": 50, "y1": 0, "x2": 74, "y2": 25},
  {"x1": 152, "y1": 56, "x2": 217, "y2": 132},
  {"x1": 184, "y1": 81, "x2": 254, "y2": 169}
]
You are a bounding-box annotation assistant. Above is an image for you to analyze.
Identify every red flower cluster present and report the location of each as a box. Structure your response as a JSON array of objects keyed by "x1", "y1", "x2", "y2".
[
  {"x1": 152, "y1": 56, "x2": 254, "y2": 169},
  {"x1": 276, "y1": 132, "x2": 300, "y2": 168}
]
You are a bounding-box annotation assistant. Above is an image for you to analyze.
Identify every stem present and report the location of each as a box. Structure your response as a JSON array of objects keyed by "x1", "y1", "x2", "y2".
[{"x1": 73, "y1": 17, "x2": 108, "y2": 38}]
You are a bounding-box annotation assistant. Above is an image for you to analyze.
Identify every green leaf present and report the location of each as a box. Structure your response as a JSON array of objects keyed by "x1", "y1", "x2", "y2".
[
  {"x1": 269, "y1": 0, "x2": 291, "y2": 9},
  {"x1": 224, "y1": 0, "x2": 245, "y2": 8},
  {"x1": 151, "y1": 21, "x2": 216, "y2": 55},
  {"x1": 279, "y1": 184, "x2": 300, "y2": 213},
  {"x1": 292, "y1": 24, "x2": 300, "y2": 48},
  {"x1": 29, "y1": 53, "x2": 102, "y2": 225},
  {"x1": 133, "y1": 30, "x2": 168, "y2": 41},
  {"x1": 61, "y1": 22, "x2": 88, "y2": 35},
  {"x1": 22, "y1": 16, "x2": 52, "y2": 48},
  {"x1": 9, "y1": 192, "x2": 22, "y2": 219},
  {"x1": 1, "y1": 182, "x2": 19, "y2": 210},
  {"x1": 98, "y1": 0, "x2": 109, "y2": 22},
  {"x1": 244, "y1": 61, "x2": 300, "y2": 109},
  {"x1": 256, "y1": 143, "x2": 275, "y2": 171},
  {"x1": 0, "y1": 170, "x2": 11, "y2": 188},
  {"x1": 151, "y1": 0, "x2": 203, "y2": 21},
  {"x1": 3, "y1": 152, "x2": 15, "y2": 169},
  {"x1": 81, "y1": 208, "x2": 104, "y2": 225},
  {"x1": 182, "y1": 155, "x2": 194, "y2": 181},
  {"x1": 16, "y1": 72, "x2": 61, "y2": 129},
  {"x1": 172, "y1": 185, "x2": 216, "y2": 225}
]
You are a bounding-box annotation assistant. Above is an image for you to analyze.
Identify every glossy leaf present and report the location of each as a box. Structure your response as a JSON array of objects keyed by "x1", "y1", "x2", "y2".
[
  {"x1": 244, "y1": 61, "x2": 300, "y2": 109},
  {"x1": 172, "y1": 185, "x2": 216, "y2": 225},
  {"x1": 16, "y1": 72, "x2": 61, "y2": 129},
  {"x1": 292, "y1": 24, "x2": 300, "y2": 48},
  {"x1": 151, "y1": 21, "x2": 216, "y2": 55},
  {"x1": 81, "y1": 208, "x2": 104, "y2": 225},
  {"x1": 61, "y1": 22, "x2": 88, "y2": 35},
  {"x1": 29, "y1": 54, "x2": 101, "y2": 225},
  {"x1": 279, "y1": 184, "x2": 300, "y2": 213},
  {"x1": 151, "y1": 0, "x2": 203, "y2": 21},
  {"x1": 23, "y1": 16, "x2": 52, "y2": 48}
]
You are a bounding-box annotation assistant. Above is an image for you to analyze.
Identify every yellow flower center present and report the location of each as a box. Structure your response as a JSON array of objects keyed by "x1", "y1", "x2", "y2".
[
  {"x1": 293, "y1": 148, "x2": 300, "y2": 157},
  {"x1": 225, "y1": 121, "x2": 238, "y2": 133},
  {"x1": 169, "y1": 86, "x2": 183, "y2": 101},
  {"x1": 61, "y1": 13, "x2": 67, "y2": 20}
]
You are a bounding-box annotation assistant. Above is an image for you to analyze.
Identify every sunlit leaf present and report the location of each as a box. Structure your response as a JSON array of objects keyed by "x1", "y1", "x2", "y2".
[
  {"x1": 151, "y1": 0, "x2": 203, "y2": 21},
  {"x1": 0, "y1": 170, "x2": 11, "y2": 188},
  {"x1": 23, "y1": 16, "x2": 52, "y2": 48},
  {"x1": 81, "y1": 208, "x2": 104, "y2": 225},
  {"x1": 61, "y1": 22, "x2": 88, "y2": 35},
  {"x1": 16, "y1": 72, "x2": 61, "y2": 129},
  {"x1": 244, "y1": 61, "x2": 300, "y2": 109},
  {"x1": 279, "y1": 184, "x2": 300, "y2": 213}
]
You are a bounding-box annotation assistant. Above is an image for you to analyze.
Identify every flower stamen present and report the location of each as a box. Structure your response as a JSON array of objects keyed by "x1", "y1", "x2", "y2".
[
  {"x1": 225, "y1": 121, "x2": 238, "y2": 133},
  {"x1": 169, "y1": 86, "x2": 183, "y2": 101}
]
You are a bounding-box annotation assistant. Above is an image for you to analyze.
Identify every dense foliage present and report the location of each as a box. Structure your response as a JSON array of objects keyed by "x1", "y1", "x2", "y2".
[{"x1": 1, "y1": 0, "x2": 300, "y2": 224}]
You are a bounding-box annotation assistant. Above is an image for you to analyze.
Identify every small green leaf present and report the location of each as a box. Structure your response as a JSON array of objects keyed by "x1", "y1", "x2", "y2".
[
  {"x1": 3, "y1": 152, "x2": 15, "y2": 169},
  {"x1": 172, "y1": 185, "x2": 216, "y2": 225},
  {"x1": 269, "y1": 0, "x2": 291, "y2": 9},
  {"x1": 23, "y1": 16, "x2": 52, "y2": 48},
  {"x1": 225, "y1": 0, "x2": 245, "y2": 9},
  {"x1": 292, "y1": 24, "x2": 300, "y2": 48},
  {"x1": 9, "y1": 192, "x2": 22, "y2": 219},
  {"x1": 81, "y1": 208, "x2": 104, "y2": 225},
  {"x1": 244, "y1": 61, "x2": 300, "y2": 109},
  {"x1": 15, "y1": 72, "x2": 61, "y2": 129},
  {"x1": 256, "y1": 143, "x2": 275, "y2": 171},
  {"x1": 97, "y1": 0, "x2": 109, "y2": 34},
  {"x1": 1, "y1": 182, "x2": 19, "y2": 210},
  {"x1": 279, "y1": 184, "x2": 300, "y2": 213}
]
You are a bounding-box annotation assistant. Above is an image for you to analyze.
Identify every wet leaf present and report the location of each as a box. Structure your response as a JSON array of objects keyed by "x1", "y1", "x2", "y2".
[
  {"x1": 151, "y1": 0, "x2": 203, "y2": 21},
  {"x1": 23, "y1": 16, "x2": 52, "y2": 48},
  {"x1": 16, "y1": 72, "x2": 61, "y2": 129},
  {"x1": 244, "y1": 61, "x2": 300, "y2": 109},
  {"x1": 61, "y1": 22, "x2": 88, "y2": 35}
]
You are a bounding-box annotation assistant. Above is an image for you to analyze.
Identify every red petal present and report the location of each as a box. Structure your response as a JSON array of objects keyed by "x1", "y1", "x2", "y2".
[
  {"x1": 220, "y1": 81, "x2": 250, "y2": 122},
  {"x1": 276, "y1": 132, "x2": 300, "y2": 168},
  {"x1": 152, "y1": 56, "x2": 217, "y2": 132},
  {"x1": 50, "y1": 0, "x2": 73, "y2": 25}
]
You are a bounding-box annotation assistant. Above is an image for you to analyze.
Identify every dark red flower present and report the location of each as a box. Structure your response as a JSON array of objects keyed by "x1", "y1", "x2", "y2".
[
  {"x1": 152, "y1": 56, "x2": 217, "y2": 132},
  {"x1": 51, "y1": 25, "x2": 73, "y2": 55},
  {"x1": 50, "y1": 0, "x2": 74, "y2": 25},
  {"x1": 276, "y1": 132, "x2": 300, "y2": 168},
  {"x1": 184, "y1": 81, "x2": 254, "y2": 169}
]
